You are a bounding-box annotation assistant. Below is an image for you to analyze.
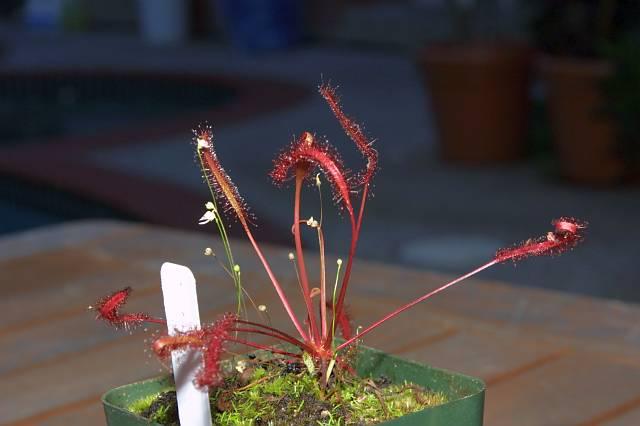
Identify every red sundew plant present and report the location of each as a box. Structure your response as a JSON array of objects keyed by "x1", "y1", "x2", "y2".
[{"x1": 92, "y1": 83, "x2": 586, "y2": 388}]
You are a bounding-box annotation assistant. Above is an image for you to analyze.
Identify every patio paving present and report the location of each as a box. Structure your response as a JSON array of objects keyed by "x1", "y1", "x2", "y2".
[{"x1": 1, "y1": 220, "x2": 640, "y2": 425}]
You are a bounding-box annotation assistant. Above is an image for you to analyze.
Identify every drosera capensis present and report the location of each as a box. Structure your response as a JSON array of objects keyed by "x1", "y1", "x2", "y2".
[{"x1": 92, "y1": 82, "x2": 586, "y2": 420}]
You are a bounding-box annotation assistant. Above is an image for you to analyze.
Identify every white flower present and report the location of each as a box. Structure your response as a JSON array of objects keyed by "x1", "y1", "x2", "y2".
[
  {"x1": 196, "y1": 137, "x2": 210, "y2": 150},
  {"x1": 235, "y1": 360, "x2": 247, "y2": 373},
  {"x1": 306, "y1": 216, "x2": 318, "y2": 228},
  {"x1": 198, "y1": 210, "x2": 216, "y2": 225},
  {"x1": 205, "y1": 201, "x2": 215, "y2": 211}
]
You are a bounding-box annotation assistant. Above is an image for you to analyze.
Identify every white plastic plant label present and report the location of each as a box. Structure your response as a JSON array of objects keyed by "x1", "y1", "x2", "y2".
[{"x1": 160, "y1": 262, "x2": 212, "y2": 426}]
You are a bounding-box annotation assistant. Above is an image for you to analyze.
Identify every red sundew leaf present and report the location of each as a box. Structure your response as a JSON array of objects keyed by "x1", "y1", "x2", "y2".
[
  {"x1": 495, "y1": 217, "x2": 587, "y2": 263},
  {"x1": 319, "y1": 83, "x2": 378, "y2": 187},
  {"x1": 194, "y1": 124, "x2": 252, "y2": 226},
  {"x1": 195, "y1": 313, "x2": 237, "y2": 388},
  {"x1": 337, "y1": 308, "x2": 352, "y2": 340},
  {"x1": 92, "y1": 287, "x2": 151, "y2": 329},
  {"x1": 151, "y1": 313, "x2": 237, "y2": 389},
  {"x1": 270, "y1": 132, "x2": 354, "y2": 216}
]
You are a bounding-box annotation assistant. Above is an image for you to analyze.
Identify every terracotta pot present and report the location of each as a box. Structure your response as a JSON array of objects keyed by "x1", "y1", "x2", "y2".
[
  {"x1": 419, "y1": 43, "x2": 532, "y2": 164},
  {"x1": 539, "y1": 56, "x2": 624, "y2": 184}
]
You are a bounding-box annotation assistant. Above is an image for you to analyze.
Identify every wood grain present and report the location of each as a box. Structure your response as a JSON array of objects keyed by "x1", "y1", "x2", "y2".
[{"x1": 2, "y1": 221, "x2": 639, "y2": 425}]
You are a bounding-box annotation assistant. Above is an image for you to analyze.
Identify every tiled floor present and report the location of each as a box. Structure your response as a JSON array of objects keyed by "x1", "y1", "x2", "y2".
[{"x1": 1, "y1": 221, "x2": 640, "y2": 425}]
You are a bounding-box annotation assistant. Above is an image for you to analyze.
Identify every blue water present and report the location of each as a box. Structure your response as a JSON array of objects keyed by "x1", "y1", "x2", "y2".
[
  {"x1": 0, "y1": 201, "x2": 59, "y2": 234},
  {"x1": 0, "y1": 73, "x2": 236, "y2": 235},
  {"x1": 0, "y1": 177, "x2": 130, "y2": 235},
  {"x1": 0, "y1": 74, "x2": 235, "y2": 146}
]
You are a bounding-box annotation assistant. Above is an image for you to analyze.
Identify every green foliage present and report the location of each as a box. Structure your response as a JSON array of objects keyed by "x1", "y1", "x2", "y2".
[
  {"x1": 531, "y1": 0, "x2": 640, "y2": 57},
  {"x1": 151, "y1": 404, "x2": 173, "y2": 424},
  {"x1": 129, "y1": 390, "x2": 176, "y2": 424},
  {"x1": 601, "y1": 37, "x2": 640, "y2": 165}
]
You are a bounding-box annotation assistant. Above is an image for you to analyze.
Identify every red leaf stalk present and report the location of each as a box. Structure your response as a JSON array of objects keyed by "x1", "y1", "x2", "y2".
[
  {"x1": 231, "y1": 328, "x2": 311, "y2": 351},
  {"x1": 234, "y1": 319, "x2": 311, "y2": 350},
  {"x1": 242, "y1": 223, "x2": 310, "y2": 342},
  {"x1": 336, "y1": 217, "x2": 587, "y2": 352},
  {"x1": 317, "y1": 224, "x2": 328, "y2": 340},
  {"x1": 336, "y1": 260, "x2": 498, "y2": 352},
  {"x1": 227, "y1": 338, "x2": 302, "y2": 359},
  {"x1": 294, "y1": 167, "x2": 321, "y2": 344},
  {"x1": 197, "y1": 126, "x2": 308, "y2": 342},
  {"x1": 151, "y1": 314, "x2": 312, "y2": 386},
  {"x1": 271, "y1": 131, "x2": 358, "y2": 347},
  {"x1": 330, "y1": 186, "x2": 371, "y2": 339},
  {"x1": 319, "y1": 85, "x2": 379, "y2": 346},
  {"x1": 91, "y1": 287, "x2": 165, "y2": 329},
  {"x1": 329, "y1": 220, "x2": 358, "y2": 347}
]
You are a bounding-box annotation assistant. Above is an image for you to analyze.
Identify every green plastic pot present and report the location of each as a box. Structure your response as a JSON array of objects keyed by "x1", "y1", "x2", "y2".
[{"x1": 102, "y1": 345, "x2": 485, "y2": 425}]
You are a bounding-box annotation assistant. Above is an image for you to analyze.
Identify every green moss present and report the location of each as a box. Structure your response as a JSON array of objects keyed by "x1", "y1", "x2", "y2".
[
  {"x1": 129, "y1": 363, "x2": 447, "y2": 425},
  {"x1": 130, "y1": 389, "x2": 177, "y2": 424},
  {"x1": 150, "y1": 403, "x2": 174, "y2": 424},
  {"x1": 129, "y1": 393, "x2": 160, "y2": 414}
]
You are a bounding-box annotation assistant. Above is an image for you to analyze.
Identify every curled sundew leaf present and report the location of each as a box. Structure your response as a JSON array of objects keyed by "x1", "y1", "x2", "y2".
[
  {"x1": 194, "y1": 124, "x2": 252, "y2": 227},
  {"x1": 152, "y1": 313, "x2": 237, "y2": 389},
  {"x1": 319, "y1": 83, "x2": 378, "y2": 187},
  {"x1": 91, "y1": 287, "x2": 153, "y2": 330},
  {"x1": 152, "y1": 332, "x2": 207, "y2": 359},
  {"x1": 195, "y1": 313, "x2": 237, "y2": 388},
  {"x1": 495, "y1": 217, "x2": 587, "y2": 263},
  {"x1": 270, "y1": 131, "x2": 354, "y2": 217}
]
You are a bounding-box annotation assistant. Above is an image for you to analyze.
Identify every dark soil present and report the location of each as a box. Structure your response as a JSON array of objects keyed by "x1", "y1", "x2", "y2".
[{"x1": 142, "y1": 391, "x2": 179, "y2": 425}]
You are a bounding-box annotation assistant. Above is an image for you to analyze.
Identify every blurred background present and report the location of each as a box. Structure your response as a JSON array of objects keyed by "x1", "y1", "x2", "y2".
[{"x1": 0, "y1": 0, "x2": 638, "y2": 301}]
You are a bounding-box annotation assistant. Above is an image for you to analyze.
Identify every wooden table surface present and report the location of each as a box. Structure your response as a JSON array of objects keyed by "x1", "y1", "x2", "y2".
[{"x1": 1, "y1": 220, "x2": 640, "y2": 426}]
